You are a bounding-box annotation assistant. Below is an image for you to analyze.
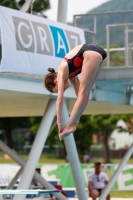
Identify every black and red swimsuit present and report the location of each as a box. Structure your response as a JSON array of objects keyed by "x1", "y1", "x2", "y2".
[{"x1": 64, "y1": 44, "x2": 107, "y2": 77}]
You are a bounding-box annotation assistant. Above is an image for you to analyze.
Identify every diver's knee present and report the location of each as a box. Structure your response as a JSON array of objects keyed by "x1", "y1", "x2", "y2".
[{"x1": 78, "y1": 89, "x2": 89, "y2": 98}]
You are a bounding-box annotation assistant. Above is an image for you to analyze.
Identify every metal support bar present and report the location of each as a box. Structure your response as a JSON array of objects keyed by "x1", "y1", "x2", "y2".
[
  {"x1": 93, "y1": 15, "x2": 96, "y2": 44},
  {"x1": 49, "y1": 117, "x2": 57, "y2": 135},
  {"x1": 99, "y1": 143, "x2": 133, "y2": 200},
  {"x1": 107, "y1": 23, "x2": 133, "y2": 27},
  {"x1": 3, "y1": 167, "x2": 24, "y2": 200},
  {"x1": 62, "y1": 101, "x2": 88, "y2": 200},
  {"x1": 126, "y1": 29, "x2": 133, "y2": 66},
  {"x1": 84, "y1": 29, "x2": 96, "y2": 35},
  {"x1": 19, "y1": 0, "x2": 35, "y2": 13},
  {"x1": 106, "y1": 26, "x2": 110, "y2": 68},
  {"x1": 84, "y1": 29, "x2": 96, "y2": 44},
  {"x1": 128, "y1": 43, "x2": 133, "y2": 66},
  {"x1": 57, "y1": 4, "x2": 87, "y2": 198},
  {"x1": 125, "y1": 26, "x2": 129, "y2": 67},
  {"x1": 106, "y1": 23, "x2": 133, "y2": 68},
  {"x1": 0, "y1": 140, "x2": 67, "y2": 200},
  {"x1": 14, "y1": 99, "x2": 56, "y2": 200},
  {"x1": 74, "y1": 10, "x2": 133, "y2": 18},
  {"x1": 57, "y1": 0, "x2": 68, "y2": 23},
  {"x1": 6, "y1": 167, "x2": 23, "y2": 190},
  {"x1": 0, "y1": 192, "x2": 3, "y2": 200}
]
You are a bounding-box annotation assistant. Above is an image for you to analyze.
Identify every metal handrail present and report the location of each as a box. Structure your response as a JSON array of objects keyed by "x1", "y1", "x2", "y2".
[
  {"x1": 73, "y1": 10, "x2": 133, "y2": 17},
  {"x1": 73, "y1": 10, "x2": 133, "y2": 68}
]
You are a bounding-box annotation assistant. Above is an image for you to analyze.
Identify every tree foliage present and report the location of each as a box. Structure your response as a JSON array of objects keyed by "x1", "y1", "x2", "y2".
[
  {"x1": 0, "y1": 0, "x2": 51, "y2": 17},
  {"x1": 0, "y1": 117, "x2": 31, "y2": 149},
  {"x1": 85, "y1": 114, "x2": 133, "y2": 163},
  {"x1": 30, "y1": 113, "x2": 133, "y2": 163}
]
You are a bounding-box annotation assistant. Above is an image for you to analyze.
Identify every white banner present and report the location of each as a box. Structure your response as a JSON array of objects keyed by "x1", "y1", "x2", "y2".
[
  {"x1": 0, "y1": 164, "x2": 133, "y2": 190},
  {"x1": 0, "y1": 6, "x2": 85, "y2": 75},
  {"x1": 0, "y1": 164, "x2": 20, "y2": 185}
]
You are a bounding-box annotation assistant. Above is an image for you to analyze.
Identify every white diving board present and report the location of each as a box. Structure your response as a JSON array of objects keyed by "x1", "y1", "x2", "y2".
[{"x1": 0, "y1": 189, "x2": 60, "y2": 195}]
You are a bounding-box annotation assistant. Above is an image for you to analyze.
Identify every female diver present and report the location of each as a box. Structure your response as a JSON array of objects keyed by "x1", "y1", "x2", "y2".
[{"x1": 44, "y1": 44, "x2": 107, "y2": 140}]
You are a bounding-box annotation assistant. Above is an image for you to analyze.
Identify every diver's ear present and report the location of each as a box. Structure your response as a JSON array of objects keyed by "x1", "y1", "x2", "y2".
[{"x1": 53, "y1": 78, "x2": 57, "y2": 84}]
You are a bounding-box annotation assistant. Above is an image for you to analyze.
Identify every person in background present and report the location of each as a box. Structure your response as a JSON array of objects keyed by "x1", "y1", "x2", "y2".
[
  {"x1": 30, "y1": 168, "x2": 51, "y2": 199},
  {"x1": 30, "y1": 168, "x2": 43, "y2": 189},
  {"x1": 30, "y1": 168, "x2": 67, "y2": 199},
  {"x1": 83, "y1": 154, "x2": 91, "y2": 163},
  {"x1": 88, "y1": 161, "x2": 110, "y2": 200}
]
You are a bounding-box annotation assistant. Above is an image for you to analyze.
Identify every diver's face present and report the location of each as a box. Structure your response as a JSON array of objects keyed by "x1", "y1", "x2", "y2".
[{"x1": 52, "y1": 79, "x2": 70, "y2": 93}]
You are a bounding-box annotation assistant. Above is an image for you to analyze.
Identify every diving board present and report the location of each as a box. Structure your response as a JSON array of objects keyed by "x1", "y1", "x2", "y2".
[{"x1": 0, "y1": 189, "x2": 60, "y2": 195}]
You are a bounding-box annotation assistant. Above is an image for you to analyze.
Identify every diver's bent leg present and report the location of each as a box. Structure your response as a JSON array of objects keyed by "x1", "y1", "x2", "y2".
[
  {"x1": 66, "y1": 59, "x2": 106, "y2": 126},
  {"x1": 59, "y1": 52, "x2": 103, "y2": 139}
]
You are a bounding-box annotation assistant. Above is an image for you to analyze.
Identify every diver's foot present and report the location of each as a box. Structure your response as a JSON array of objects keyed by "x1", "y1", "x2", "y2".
[{"x1": 58, "y1": 121, "x2": 79, "y2": 140}]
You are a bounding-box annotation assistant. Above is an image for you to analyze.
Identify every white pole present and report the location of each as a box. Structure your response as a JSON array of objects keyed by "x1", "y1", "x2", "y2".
[
  {"x1": 99, "y1": 143, "x2": 133, "y2": 200},
  {"x1": 0, "y1": 192, "x2": 3, "y2": 200},
  {"x1": 2, "y1": 168, "x2": 23, "y2": 200},
  {"x1": 125, "y1": 26, "x2": 129, "y2": 67},
  {"x1": 63, "y1": 102, "x2": 88, "y2": 200},
  {"x1": 6, "y1": 167, "x2": 23, "y2": 189},
  {"x1": 57, "y1": 0, "x2": 68, "y2": 23},
  {"x1": 57, "y1": 1, "x2": 87, "y2": 199},
  {"x1": 13, "y1": 99, "x2": 57, "y2": 200},
  {"x1": 106, "y1": 25, "x2": 110, "y2": 68},
  {"x1": 19, "y1": 0, "x2": 35, "y2": 13}
]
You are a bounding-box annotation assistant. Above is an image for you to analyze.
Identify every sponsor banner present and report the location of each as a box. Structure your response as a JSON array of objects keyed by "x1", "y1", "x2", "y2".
[
  {"x1": 111, "y1": 164, "x2": 133, "y2": 190},
  {"x1": 0, "y1": 164, "x2": 20, "y2": 185},
  {"x1": 0, "y1": 6, "x2": 85, "y2": 75},
  {"x1": 41, "y1": 164, "x2": 133, "y2": 190},
  {"x1": 1, "y1": 164, "x2": 133, "y2": 190}
]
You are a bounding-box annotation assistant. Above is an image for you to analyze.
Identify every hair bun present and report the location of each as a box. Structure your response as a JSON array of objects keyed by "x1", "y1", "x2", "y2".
[{"x1": 48, "y1": 68, "x2": 55, "y2": 73}]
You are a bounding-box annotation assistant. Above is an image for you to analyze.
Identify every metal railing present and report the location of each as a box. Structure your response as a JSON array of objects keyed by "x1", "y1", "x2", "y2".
[
  {"x1": 106, "y1": 23, "x2": 133, "y2": 67},
  {"x1": 73, "y1": 10, "x2": 133, "y2": 68}
]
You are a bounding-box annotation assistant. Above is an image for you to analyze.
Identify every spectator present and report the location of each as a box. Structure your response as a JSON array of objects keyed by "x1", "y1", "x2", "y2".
[
  {"x1": 30, "y1": 168, "x2": 43, "y2": 189},
  {"x1": 83, "y1": 154, "x2": 91, "y2": 163},
  {"x1": 30, "y1": 168, "x2": 67, "y2": 199},
  {"x1": 30, "y1": 168, "x2": 51, "y2": 199},
  {"x1": 88, "y1": 161, "x2": 110, "y2": 200}
]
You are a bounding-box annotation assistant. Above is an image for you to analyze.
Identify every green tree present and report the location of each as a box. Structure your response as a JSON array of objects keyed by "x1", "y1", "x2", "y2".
[
  {"x1": 88, "y1": 114, "x2": 133, "y2": 163},
  {"x1": 0, "y1": 0, "x2": 51, "y2": 17},
  {"x1": 30, "y1": 116, "x2": 93, "y2": 157},
  {"x1": 30, "y1": 114, "x2": 133, "y2": 163},
  {"x1": 30, "y1": 116, "x2": 64, "y2": 148},
  {"x1": 74, "y1": 115, "x2": 93, "y2": 155},
  {"x1": 18, "y1": 0, "x2": 51, "y2": 17},
  {"x1": 0, "y1": 117, "x2": 31, "y2": 149},
  {"x1": 0, "y1": 0, "x2": 18, "y2": 9}
]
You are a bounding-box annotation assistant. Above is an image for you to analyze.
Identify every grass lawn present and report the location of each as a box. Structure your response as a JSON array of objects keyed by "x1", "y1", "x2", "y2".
[
  {"x1": 0, "y1": 152, "x2": 66, "y2": 164},
  {"x1": 110, "y1": 191, "x2": 133, "y2": 198},
  {"x1": 1, "y1": 152, "x2": 133, "y2": 164}
]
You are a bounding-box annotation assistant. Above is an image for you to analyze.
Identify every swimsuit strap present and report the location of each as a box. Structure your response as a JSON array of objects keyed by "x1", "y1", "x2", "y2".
[{"x1": 64, "y1": 57, "x2": 68, "y2": 61}]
